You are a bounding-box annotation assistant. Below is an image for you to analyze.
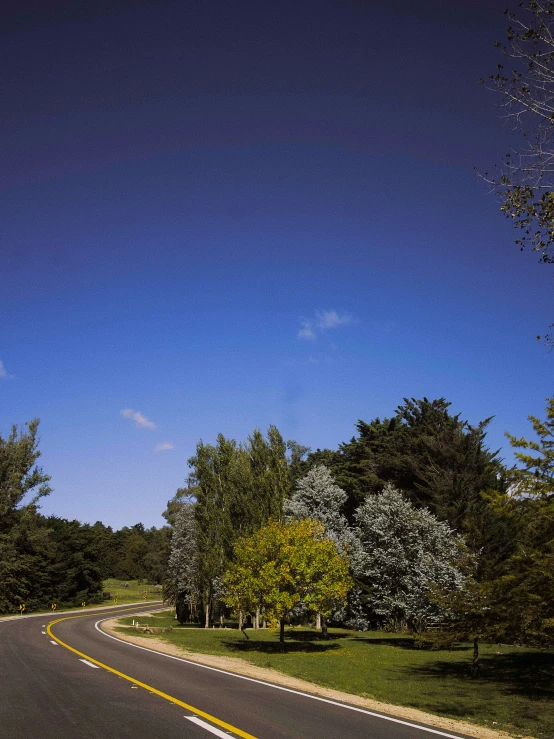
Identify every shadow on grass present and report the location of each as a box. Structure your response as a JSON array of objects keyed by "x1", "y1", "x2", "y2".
[
  {"x1": 409, "y1": 651, "x2": 554, "y2": 701},
  {"x1": 222, "y1": 633, "x2": 341, "y2": 655},
  {"x1": 287, "y1": 630, "x2": 350, "y2": 642},
  {"x1": 351, "y1": 636, "x2": 469, "y2": 652}
]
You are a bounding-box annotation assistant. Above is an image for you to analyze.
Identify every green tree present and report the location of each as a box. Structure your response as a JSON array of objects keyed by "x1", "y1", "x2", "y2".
[
  {"x1": 188, "y1": 426, "x2": 291, "y2": 626},
  {"x1": 0, "y1": 419, "x2": 51, "y2": 517},
  {"x1": 506, "y1": 396, "x2": 554, "y2": 498},
  {"x1": 224, "y1": 519, "x2": 352, "y2": 648},
  {"x1": 308, "y1": 398, "x2": 501, "y2": 530}
]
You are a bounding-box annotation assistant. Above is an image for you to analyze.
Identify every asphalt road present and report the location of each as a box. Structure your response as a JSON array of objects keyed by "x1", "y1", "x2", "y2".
[{"x1": 1, "y1": 603, "x2": 474, "y2": 739}]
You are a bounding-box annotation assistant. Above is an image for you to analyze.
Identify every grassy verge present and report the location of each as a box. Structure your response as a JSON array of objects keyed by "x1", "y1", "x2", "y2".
[
  {"x1": 101, "y1": 578, "x2": 162, "y2": 605},
  {"x1": 0, "y1": 579, "x2": 161, "y2": 618},
  {"x1": 115, "y1": 611, "x2": 553, "y2": 738}
]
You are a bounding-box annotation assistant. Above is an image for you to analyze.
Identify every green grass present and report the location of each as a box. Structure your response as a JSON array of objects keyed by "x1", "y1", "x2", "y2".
[
  {"x1": 115, "y1": 611, "x2": 553, "y2": 738},
  {"x1": 102, "y1": 578, "x2": 162, "y2": 605},
  {"x1": 0, "y1": 579, "x2": 161, "y2": 618}
]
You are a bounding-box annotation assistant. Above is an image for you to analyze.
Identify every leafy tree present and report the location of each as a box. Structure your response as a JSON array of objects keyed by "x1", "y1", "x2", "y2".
[
  {"x1": 285, "y1": 464, "x2": 358, "y2": 632},
  {"x1": 0, "y1": 419, "x2": 51, "y2": 518},
  {"x1": 351, "y1": 485, "x2": 465, "y2": 632},
  {"x1": 285, "y1": 464, "x2": 351, "y2": 551},
  {"x1": 506, "y1": 396, "x2": 554, "y2": 497},
  {"x1": 481, "y1": 1, "x2": 554, "y2": 344},
  {"x1": 468, "y1": 398, "x2": 554, "y2": 646},
  {"x1": 43, "y1": 516, "x2": 104, "y2": 606},
  {"x1": 166, "y1": 497, "x2": 200, "y2": 624},
  {"x1": 188, "y1": 426, "x2": 291, "y2": 626},
  {"x1": 189, "y1": 435, "x2": 236, "y2": 626},
  {"x1": 308, "y1": 398, "x2": 501, "y2": 531},
  {"x1": 224, "y1": 519, "x2": 351, "y2": 648}
]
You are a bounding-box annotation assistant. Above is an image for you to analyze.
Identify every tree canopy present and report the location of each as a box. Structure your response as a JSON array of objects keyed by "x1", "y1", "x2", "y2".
[{"x1": 224, "y1": 519, "x2": 352, "y2": 645}]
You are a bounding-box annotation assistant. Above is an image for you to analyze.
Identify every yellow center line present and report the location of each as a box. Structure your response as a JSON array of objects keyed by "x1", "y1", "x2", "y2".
[{"x1": 47, "y1": 607, "x2": 258, "y2": 739}]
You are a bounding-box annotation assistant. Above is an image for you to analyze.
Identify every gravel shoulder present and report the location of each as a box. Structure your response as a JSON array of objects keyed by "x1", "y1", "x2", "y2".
[{"x1": 100, "y1": 618, "x2": 530, "y2": 739}]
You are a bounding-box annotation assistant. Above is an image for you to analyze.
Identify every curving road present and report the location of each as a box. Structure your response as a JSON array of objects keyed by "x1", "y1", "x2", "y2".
[{"x1": 1, "y1": 604, "x2": 473, "y2": 739}]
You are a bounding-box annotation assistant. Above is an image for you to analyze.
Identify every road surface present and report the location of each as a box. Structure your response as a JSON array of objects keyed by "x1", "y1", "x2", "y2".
[{"x1": 0, "y1": 603, "x2": 473, "y2": 739}]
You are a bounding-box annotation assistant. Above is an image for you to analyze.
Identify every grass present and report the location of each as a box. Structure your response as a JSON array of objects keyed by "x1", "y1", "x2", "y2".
[
  {"x1": 0, "y1": 579, "x2": 162, "y2": 618},
  {"x1": 102, "y1": 578, "x2": 162, "y2": 605},
  {"x1": 115, "y1": 611, "x2": 554, "y2": 739}
]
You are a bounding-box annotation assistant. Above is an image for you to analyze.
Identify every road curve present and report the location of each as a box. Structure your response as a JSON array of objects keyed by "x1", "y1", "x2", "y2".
[{"x1": 1, "y1": 604, "x2": 473, "y2": 739}]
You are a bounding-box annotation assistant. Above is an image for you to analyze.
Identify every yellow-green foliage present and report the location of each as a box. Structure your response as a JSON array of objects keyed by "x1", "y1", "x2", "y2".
[{"x1": 224, "y1": 519, "x2": 352, "y2": 623}]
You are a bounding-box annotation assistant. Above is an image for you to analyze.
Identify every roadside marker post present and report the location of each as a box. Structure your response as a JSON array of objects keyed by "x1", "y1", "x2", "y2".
[
  {"x1": 19, "y1": 604, "x2": 25, "y2": 616},
  {"x1": 52, "y1": 603, "x2": 57, "y2": 611}
]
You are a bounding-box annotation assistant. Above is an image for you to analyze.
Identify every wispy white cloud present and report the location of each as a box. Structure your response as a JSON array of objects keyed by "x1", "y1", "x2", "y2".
[
  {"x1": 120, "y1": 408, "x2": 157, "y2": 430},
  {"x1": 297, "y1": 319, "x2": 316, "y2": 340},
  {"x1": 154, "y1": 442, "x2": 175, "y2": 452},
  {"x1": 315, "y1": 310, "x2": 352, "y2": 330},
  {"x1": 0, "y1": 360, "x2": 14, "y2": 379},
  {"x1": 297, "y1": 310, "x2": 353, "y2": 340}
]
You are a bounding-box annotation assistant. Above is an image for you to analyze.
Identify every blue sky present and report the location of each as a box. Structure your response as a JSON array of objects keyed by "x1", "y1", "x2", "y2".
[{"x1": 2, "y1": 0, "x2": 552, "y2": 528}]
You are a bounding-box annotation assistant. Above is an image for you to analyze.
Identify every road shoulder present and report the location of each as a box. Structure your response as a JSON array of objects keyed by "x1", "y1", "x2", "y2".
[{"x1": 100, "y1": 618, "x2": 528, "y2": 739}]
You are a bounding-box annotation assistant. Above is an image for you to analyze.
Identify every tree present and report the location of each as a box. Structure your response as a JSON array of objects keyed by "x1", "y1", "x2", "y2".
[
  {"x1": 188, "y1": 426, "x2": 292, "y2": 626},
  {"x1": 285, "y1": 465, "x2": 352, "y2": 551},
  {"x1": 0, "y1": 419, "x2": 51, "y2": 518},
  {"x1": 166, "y1": 497, "x2": 200, "y2": 624},
  {"x1": 506, "y1": 396, "x2": 554, "y2": 497},
  {"x1": 0, "y1": 419, "x2": 54, "y2": 612},
  {"x1": 481, "y1": 1, "x2": 554, "y2": 344},
  {"x1": 351, "y1": 485, "x2": 465, "y2": 632},
  {"x1": 307, "y1": 398, "x2": 501, "y2": 531},
  {"x1": 224, "y1": 519, "x2": 352, "y2": 648}
]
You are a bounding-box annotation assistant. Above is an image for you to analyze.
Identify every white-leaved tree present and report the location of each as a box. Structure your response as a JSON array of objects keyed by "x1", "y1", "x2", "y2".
[
  {"x1": 351, "y1": 484, "x2": 464, "y2": 632},
  {"x1": 167, "y1": 497, "x2": 200, "y2": 624},
  {"x1": 284, "y1": 464, "x2": 352, "y2": 550}
]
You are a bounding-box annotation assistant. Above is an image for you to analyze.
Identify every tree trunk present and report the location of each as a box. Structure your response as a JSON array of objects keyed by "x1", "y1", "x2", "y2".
[
  {"x1": 315, "y1": 613, "x2": 321, "y2": 630},
  {"x1": 255, "y1": 606, "x2": 260, "y2": 630},
  {"x1": 220, "y1": 612, "x2": 224, "y2": 628},
  {"x1": 321, "y1": 615, "x2": 328, "y2": 639},
  {"x1": 204, "y1": 603, "x2": 210, "y2": 629},
  {"x1": 471, "y1": 638, "x2": 480, "y2": 678},
  {"x1": 238, "y1": 610, "x2": 243, "y2": 631},
  {"x1": 279, "y1": 619, "x2": 285, "y2": 651}
]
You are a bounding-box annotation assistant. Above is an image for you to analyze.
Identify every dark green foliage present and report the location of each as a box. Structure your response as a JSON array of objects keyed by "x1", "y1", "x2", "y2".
[
  {"x1": 0, "y1": 418, "x2": 169, "y2": 613},
  {"x1": 0, "y1": 419, "x2": 52, "y2": 517},
  {"x1": 307, "y1": 398, "x2": 502, "y2": 530},
  {"x1": 181, "y1": 425, "x2": 291, "y2": 625}
]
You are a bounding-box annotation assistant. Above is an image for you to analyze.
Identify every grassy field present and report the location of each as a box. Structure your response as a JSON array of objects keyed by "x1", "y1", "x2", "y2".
[
  {"x1": 116, "y1": 611, "x2": 553, "y2": 739},
  {"x1": 102, "y1": 578, "x2": 162, "y2": 605}
]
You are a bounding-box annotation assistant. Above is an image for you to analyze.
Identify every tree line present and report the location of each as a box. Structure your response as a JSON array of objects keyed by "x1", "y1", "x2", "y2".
[
  {"x1": 166, "y1": 397, "x2": 554, "y2": 661},
  {"x1": 0, "y1": 420, "x2": 170, "y2": 613},
  {"x1": 3, "y1": 394, "x2": 552, "y2": 661}
]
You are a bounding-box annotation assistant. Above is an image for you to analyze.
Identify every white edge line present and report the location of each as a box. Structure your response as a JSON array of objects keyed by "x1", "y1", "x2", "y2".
[
  {"x1": 94, "y1": 616, "x2": 469, "y2": 739},
  {"x1": 79, "y1": 658, "x2": 100, "y2": 669},
  {"x1": 187, "y1": 715, "x2": 234, "y2": 738}
]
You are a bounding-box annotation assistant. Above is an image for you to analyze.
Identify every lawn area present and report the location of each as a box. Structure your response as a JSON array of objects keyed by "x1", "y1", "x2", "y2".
[
  {"x1": 102, "y1": 578, "x2": 162, "y2": 604},
  {"x1": 115, "y1": 611, "x2": 553, "y2": 739}
]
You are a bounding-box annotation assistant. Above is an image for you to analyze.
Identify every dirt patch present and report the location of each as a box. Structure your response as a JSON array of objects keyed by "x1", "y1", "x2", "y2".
[{"x1": 100, "y1": 618, "x2": 531, "y2": 739}]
